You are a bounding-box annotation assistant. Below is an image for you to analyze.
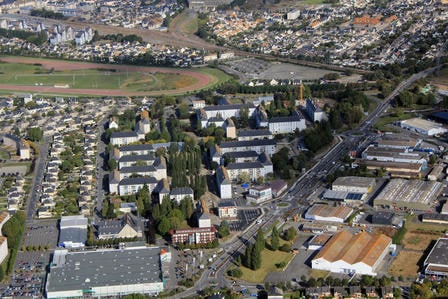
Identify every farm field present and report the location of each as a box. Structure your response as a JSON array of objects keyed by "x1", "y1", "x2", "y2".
[{"x1": 0, "y1": 56, "x2": 231, "y2": 96}]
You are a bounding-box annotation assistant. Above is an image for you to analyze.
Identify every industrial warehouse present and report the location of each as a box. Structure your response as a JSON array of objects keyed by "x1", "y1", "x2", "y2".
[
  {"x1": 304, "y1": 204, "x2": 354, "y2": 223},
  {"x1": 424, "y1": 237, "x2": 448, "y2": 279},
  {"x1": 45, "y1": 246, "x2": 165, "y2": 298},
  {"x1": 311, "y1": 231, "x2": 392, "y2": 276},
  {"x1": 373, "y1": 179, "x2": 443, "y2": 211}
]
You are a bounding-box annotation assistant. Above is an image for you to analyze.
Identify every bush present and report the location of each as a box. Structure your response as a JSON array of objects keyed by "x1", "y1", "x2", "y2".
[
  {"x1": 227, "y1": 268, "x2": 243, "y2": 278},
  {"x1": 276, "y1": 261, "x2": 287, "y2": 268},
  {"x1": 279, "y1": 243, "x2": 291, "y2": 252}
]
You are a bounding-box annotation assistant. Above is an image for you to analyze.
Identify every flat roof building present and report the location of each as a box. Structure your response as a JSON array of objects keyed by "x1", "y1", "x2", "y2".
[
  {"x1": 312, "y1": 230, "x2": 392, "y2": 276},
  {"x1": 58, "y1": 215, "x2": 88, "y2": 248},
  {"x1": 354, "y1": 159, "x2": 423, "y2": 179},
  {"x1": 374, "y1": 179, "x2": 443, "y2": 211},
  {"x1": 400, "y1": 118, "x2": 448, "y2": 136},
  {"x1": 46, "y1": 246, "x2": 165, "y2": 298},
  {"x1": 332, "y1": 176, "x2": 376, "y2": 194},
  {"x1": 424, "y1": 237, "x2": 448, "y2": 278},
  {"x1": 305, "y1": 204, "x2": 354, "y2": 223}
]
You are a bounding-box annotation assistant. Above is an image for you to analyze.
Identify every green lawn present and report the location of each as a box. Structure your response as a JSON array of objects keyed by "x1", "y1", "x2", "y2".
[
  {"x1": 170, "y1": 10, "x2": 198, "y2": 35},
  {"x1": 0, "y1": 148, "x2": 10, "y2": 160},
  {"x1": 0, "y1": 57, "x2": 232, "y2": 95},
  {"x1": 238, "y1": 249, "x2": 294, "y2": 283}
]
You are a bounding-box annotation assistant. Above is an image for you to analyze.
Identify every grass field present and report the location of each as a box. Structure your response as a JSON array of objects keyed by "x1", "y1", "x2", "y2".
[
  {"x1": 388, "y1": 250, "x2": 421, "y2": 278},
  {"x1": 0, "y1": 57, "x2": 232, "y2": 96},
  {"x1": 239, "y1": 249, "x2": 294, "y2": 283},
  {"x1": 170, "y1": 10, "x2": 198, "y2": 35}
]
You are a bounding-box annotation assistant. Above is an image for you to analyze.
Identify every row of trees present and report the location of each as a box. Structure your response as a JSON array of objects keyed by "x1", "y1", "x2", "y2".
[
  {"x1": 0, "y1": 28, "x2": 48, "y2": 46},
  {"x1": 30, "y1": 8, "x2": 65, "y2": 19},
  {"x1": 1, "y1": 211, "x2": 26, "y2": 275},
  {"x1": 243, "y1": 229, "x2": 264, "y2": 270}
]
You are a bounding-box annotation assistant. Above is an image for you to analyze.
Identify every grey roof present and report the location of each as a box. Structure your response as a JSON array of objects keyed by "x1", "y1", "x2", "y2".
[
  {"x1": 46, "y1": 246, "x2": 162, "y2": 293},
  {"x1": 111, "y1": 131, "x2": 138, "y2": 138},
  {"x1": 170, "y1": 187, "x2": 193, "y2": 196},
  {"x1": 59, "y1": 227, "x2": 87, "y2": 245},
  {"x1": 120, "y1": 144, "x2": 154, "y2": 152},
  {"x1": 119, "y1": 177, "x2": 158, "y2": 186},
  {"x1": 220, "y1": 139, "x2": 276, "y2": 148},
  {"x1": 270, "y1": 111, "x2": 303, "y2": 123},
  {"x1": 425, "y1": 238, "x2": 448, "y2": 266},
  {"x1": 237, "y1": 129, "x2": 272, "y2": 137},
  {"x1": 218, "y1": 201, "x2": 236, "y2": 207},
  {"x1": 97, "y1": 214, "x2": 141, "y2": 236},
  {"x1": 119, "y1": 154, "x2": 155, "y2": 163},
  {"x1": 120, "y1": 165, "x2": 157, "y2": 174},
  {"x1": 222, "y1": 151, "x2": 258, "y2": 159},
  {"x1": 60, "y1": 215, "x2": 88, "y2": 228},
  {"x1": 203, "y1": 103, "x2": 253, "y2": 111},
  {"x1": 422, "y1": 213, "x2": 448, "y2": 222},
  {"x1": 226, "y1": 161, "x2": 264, "y2": 170}
]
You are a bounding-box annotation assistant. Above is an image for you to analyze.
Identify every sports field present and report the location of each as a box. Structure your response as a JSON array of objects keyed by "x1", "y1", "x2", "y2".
[{"x1": 0, "y1": 56, "x2": 231, "y2": 96}]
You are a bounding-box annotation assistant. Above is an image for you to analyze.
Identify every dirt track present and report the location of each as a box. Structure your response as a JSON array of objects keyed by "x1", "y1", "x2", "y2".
[{"x1": 0, "y1": 57, "x2": 212, "y2": 96}]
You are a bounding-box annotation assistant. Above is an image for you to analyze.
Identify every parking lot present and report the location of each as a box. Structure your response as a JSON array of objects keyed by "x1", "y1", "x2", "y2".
[
  {"x1": 2, "y1": 251, "x2": 49, "y2": 298},
  {"x1": 228, "y1": 209, "x2": 261, "y2": 231},
  {"x1": 24, "y1": 219, "x2": 59, "y2": 249}
]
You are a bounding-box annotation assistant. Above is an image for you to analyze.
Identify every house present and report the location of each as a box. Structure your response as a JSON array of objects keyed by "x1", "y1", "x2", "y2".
[
  {"x1": 218, "y1": 201, "x2": 237, "y2": 218},
  {"x1": 96, "y1": 213, "x2": 142, "y2": 240},
  {"x1": 170, "y1": 187, "x2": 194, "y2": 204}
]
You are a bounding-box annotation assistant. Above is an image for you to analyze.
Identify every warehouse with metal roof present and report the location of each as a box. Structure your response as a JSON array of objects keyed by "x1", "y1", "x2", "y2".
[
  {"x1": 312, "y1": 230, "x2": 392, "y2": 276},
  {"x1": 46, "y1": 246, "x2": 164, "y2": 298},
  {"x1": 373, "y1": 179, "x2": 443, "y2": 211},
  {"x1": 304, "y1": 204, "x2": 354, "y2": 223},
  {"x1": 424, "y1": 238, "x2": 448, "y2": 279}
]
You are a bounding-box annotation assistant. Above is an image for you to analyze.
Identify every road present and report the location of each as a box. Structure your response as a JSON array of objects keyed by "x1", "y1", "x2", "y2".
[
  {"x1": 170, "y1": 65, "x2": 441, "y2": 298},
  {"x1": 93, "y1": 116, "x2": 109, "y2": 221}
]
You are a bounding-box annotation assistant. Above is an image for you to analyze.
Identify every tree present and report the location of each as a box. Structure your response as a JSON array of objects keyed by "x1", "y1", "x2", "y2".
[
  {"x1": 227, "y1": 268, "x2": 243, "y2": 278},
  {"x1": 218, "y1": 220, "x2": 230, "y2": 238},
  {"x1": 28, "y1": 127, "x2": 43, "y2": 142},
  {"x1": 271, "y1": 226, "x2": 280, "y2": 251},
  {"x1": 283, "y1": 227, "x2": 297, "y2": 241},
  {"x1": 157, "y1": 218, "x2": 170, "y2": 236},
  {"x1": 108, "y1": 158, "x2": 117, "y2": 170}
]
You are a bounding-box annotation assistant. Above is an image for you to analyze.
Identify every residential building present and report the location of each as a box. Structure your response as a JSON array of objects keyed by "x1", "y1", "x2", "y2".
[
  {"x1": 305, "y1": 98, "x2": 326, "y2": 122},
  {"x1": 118, "y1": 154, "x2": 155, "y2": 169},
  {"x1": 170, "y1": 187, "x2": 194, "y2": 204},
  {"x1": 218, "y1": 201, "x2": 237, "y2": 218},
  {"x1": 216, "y1": 166, "x2": 232, "y2": 199},
  {"x1": 2, "y1": 133, "x2": 31, "y2": 159},
  {"x1": 197, "y1": 103, "x2": 256, "y2": 129},
  {"x1": 246, "y1": 186, "x2": 272, "y2": 204},
  {"x1": 0, "y1": 211, "x2": 10, "y2": 235},
  {"x1": 117, "y1": 177, "x2": 158, "y2": 196},
  {"x1": 170, "y1": 227, "x2": 217, "y2": 245},
  {"x1": 58, "y1": 215, "x2": 88, "y2": 249},
  {"x1": 312, "y1": 230, "x2": 392, "y2": 276},
  {"x1": 424, "y1": 237, "x2": 448, "y2": 278},
  {"x1": 222, "y1": 151, "x2": 259, "y2": 164},
  {"x1": 0, "y1": 237, "x2": 8, "y2": 265},
  {"x1": 224, "y1": 118, "x2": 236, "y2": 139},
  {"x1": 305, "y1": 204, "x2": 354, "y2": 223},
  {"x1": 96, "y1": 213, "x2": 142, "y2": 240},
  {"x1": 237, "y1": 129, "x2": 273, "y2": 141},
  {"x1": 155, "y1": 178, "x2": 170, "y2": 204},
  {"x1": 110, "y1": 131, "x2": 143, "y2": 146},
  {"x1": 46, "y1": 246, "x2": 164, "y2": 298},
  {"x1": 218, "y1": 139, "x2": 277, "y2": 156},
  {"x1": 268, "y1": 111, "x2": 306, "y2": 134},
  {"x1": 400, "y1": 118, "x2": 448, "y2": 136},
  {"x1": 269, "y1": 180, "x2": 288, "y2": 197},
  {"x1": 198, "y1": 213, "x2": 211, "y2": 228}
]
